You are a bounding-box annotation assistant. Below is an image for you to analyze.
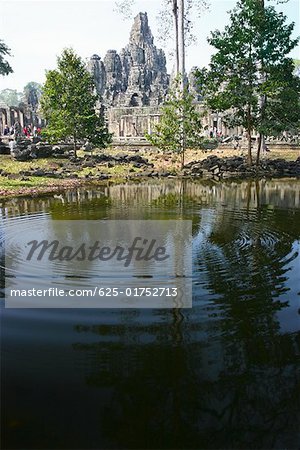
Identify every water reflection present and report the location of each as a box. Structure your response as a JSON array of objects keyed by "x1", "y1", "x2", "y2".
[
  {"x1": 1, "y1": 179, "x2": 300, "y2": 449},
  {"x1": 1, "y1": 179, "x2": 300, "y2": 219}
]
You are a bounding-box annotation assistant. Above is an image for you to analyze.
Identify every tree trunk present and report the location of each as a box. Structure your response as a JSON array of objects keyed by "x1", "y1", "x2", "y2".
[
  {"x1": 73, "y1": 135, "x2": 77, "y2": 158},
  {"x1": 178, "y1": 0, "x2": 186, "y2": 170},
  {"x1": 172, "y1": 0, "x2": 179, "y2": 75},
  {"x1": 247, "y1": 105, "x2": 252, "y2": 165},
  {"x1": 256, "y1": 132, "x2": 262, "y2": 165},
  {"x1": 256, "y1": 133, "x2": 267, "y2": 166},
  {"x1": 247, "y1": 133, "x2": 252, "y2": 165},
  {"x1": 181, "y1": 144, "x2": 185, "y2": 169},
  {"x1": 257, "y1": 0, "x2": 266, "y2": 164},
  {"x1": 178, "y1": 0, "x2": 185, "y2": 88}
]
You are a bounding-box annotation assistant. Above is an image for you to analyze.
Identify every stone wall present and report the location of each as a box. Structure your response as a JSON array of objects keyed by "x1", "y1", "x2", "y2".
[
  {"x1": 0, "y1": 103, "x2": 44, "y2": 135},
  {"x1": 107, "y1": 103, "x2": 243, "y2": 140},
  {"x1": 108, "y1": 106, "x2": 161, "y2": 138},
  {"x1": 0, "y1": 105, "x2": 25, "y2": 134}
]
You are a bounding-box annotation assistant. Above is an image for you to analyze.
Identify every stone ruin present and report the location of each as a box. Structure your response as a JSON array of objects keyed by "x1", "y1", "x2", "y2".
[{"x1": 87, "y1": 12, "x2": 169, "y2": 108}]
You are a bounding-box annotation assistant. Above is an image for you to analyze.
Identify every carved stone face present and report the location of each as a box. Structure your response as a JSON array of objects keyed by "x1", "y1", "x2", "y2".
[{"x1": 131, "y1": 47, "x2": 145, "y2": 65}]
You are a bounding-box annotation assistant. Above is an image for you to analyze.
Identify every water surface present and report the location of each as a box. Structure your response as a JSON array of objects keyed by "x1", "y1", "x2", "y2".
[{"x1": 1, "y1": 179, "x2": 300, "y2": 449}]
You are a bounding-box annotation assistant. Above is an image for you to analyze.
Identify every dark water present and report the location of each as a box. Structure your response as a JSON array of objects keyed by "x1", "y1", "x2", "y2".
[{"x1": 1, "y1": 179, "x2": 300, "y2": 449}]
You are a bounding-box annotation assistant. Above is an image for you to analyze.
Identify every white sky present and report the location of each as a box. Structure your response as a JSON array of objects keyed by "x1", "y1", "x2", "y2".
[{"x1": 0, "y1": 0, "x2": 299, "y2": 92}]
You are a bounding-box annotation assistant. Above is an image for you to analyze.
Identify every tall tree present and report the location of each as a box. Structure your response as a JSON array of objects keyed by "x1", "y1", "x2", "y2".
[
  {"x1": 145, "y1": 76, "x2": 203, "y2": 168},
  {"x1": 0, "y1": 40, "x2": 13, "y2": 76},
  {"x1": 197, "y1": 0, "x2": 300, "y2": 164},
  {"x1": 173, "y1": 0, "x2": 179, "y2": 75},
  {"x1": 255, "y1": 0, "x2": 294, "y2": 162},
  {"x1": 41, "y1": 48, "x2": 112, "y2": 157}
]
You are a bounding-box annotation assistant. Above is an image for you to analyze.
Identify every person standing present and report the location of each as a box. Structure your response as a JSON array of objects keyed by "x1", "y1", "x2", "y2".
[{"x1": 9, "y1": 138, "x2": 16, "y2": 156}]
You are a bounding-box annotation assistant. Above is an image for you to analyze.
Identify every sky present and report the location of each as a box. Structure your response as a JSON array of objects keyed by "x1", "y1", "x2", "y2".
[{"x1": 0, "y1": 0, "x2": 299, "y2": 92}]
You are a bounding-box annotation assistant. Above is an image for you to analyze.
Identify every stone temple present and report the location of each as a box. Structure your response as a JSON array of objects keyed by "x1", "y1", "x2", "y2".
[
  {"x1": 0, "y1": 12, "x2": 238, "y2": 140},
  {"x1": 87, "y1": 12, "x2": 169, "y2": 108},
  {"x1": 86, "y1": 12, "x2": 235, "y2": 140}
]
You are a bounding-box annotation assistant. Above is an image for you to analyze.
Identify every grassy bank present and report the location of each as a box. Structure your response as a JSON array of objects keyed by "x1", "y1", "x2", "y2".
[
  {"x1": 0, "y1": 146, "x2": 299, "y2": 198},
  {"x1": 0, "y1": 176, "x2": 89, "y2": 198},
  {"x1": 0, "y1": 152, "x2": 140, "y2": 198}
]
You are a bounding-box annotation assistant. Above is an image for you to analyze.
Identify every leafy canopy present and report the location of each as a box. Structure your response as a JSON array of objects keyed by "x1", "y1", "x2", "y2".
[
  {"x1": 0, "y1": 40, "x2": 13, "y2": 76},
  {"x1": 0, "y1": 88, "x2": 22, "y2": 106},
  {"x1": 197, "y1": 0, "x2": 300, "y2": 139},
  {"x1": 41, "y1": 48, "x2": 111, "y2": 152}
]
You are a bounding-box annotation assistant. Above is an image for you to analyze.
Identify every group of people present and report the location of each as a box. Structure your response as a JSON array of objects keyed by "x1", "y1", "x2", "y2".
[
  {"x1": 22, "y1": 124, "x2": 41, "y2": 137},
  {"x1": 3, "y1": 122, "x2": 41, "y2": 138},
  {"x1": 204, "y1": 127, "x2": 223, "y2": 139},
  {"x1": 2, "y1": 121, "x2": 43, "y2": 157},
  {"x1": 3, "y1": 124, "x2": 16, "y2": 136}
]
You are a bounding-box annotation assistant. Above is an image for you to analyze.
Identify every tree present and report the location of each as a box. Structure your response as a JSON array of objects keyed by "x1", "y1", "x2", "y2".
[
  {"x1": 145, "y1": 77, "x2": 203, "y2": 168},
  {"x1": 254, "y1": 0, "x2": 294, "y2": 158},
  {"x1": 115, "y1": 1, "x2": 208, "y2": 164},
  {"x1": 196, "y1": 0, "x2": 300, "y2": 165},
  {"x1": 0, "y1": 40, "x2": 13, "y2": 76},
  {"x1": 0, "y1": 88, "x2": 22, "y2": 106},
  {"x1": 41, "y1": 48, "x2": 112, "y2": 157}
]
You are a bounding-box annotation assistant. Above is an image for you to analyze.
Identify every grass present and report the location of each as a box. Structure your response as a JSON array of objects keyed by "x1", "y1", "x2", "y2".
[
  {"x1": 0, "y1": 176, "x2": 54, "y2": 189},
  {"x1": 0, "y1": 175, "x2": 86, "y2": 199},
  {"x1": 0, "y1": 153, "x2": 140, "y2": 179},
  {"x1": 0, "y1": 145, "x2": 299, "y2": 198},
  {"x1": 0, "y1": 156, "x2": 63, "y2": 174},
  {"x1": 0, "y1": 152, "x2": 143, "y2": 197}
]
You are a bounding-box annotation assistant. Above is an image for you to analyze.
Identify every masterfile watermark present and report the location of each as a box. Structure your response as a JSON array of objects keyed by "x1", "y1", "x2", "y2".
[
  {"x1": 3, "y1": 220, "x2": 192, "y2": 308},
  {"x1": 25, "y1": 237, "x2": 169, "y2": 267}
]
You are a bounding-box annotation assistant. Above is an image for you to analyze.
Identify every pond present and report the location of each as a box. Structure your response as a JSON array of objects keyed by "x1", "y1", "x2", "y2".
[{"x1": 1, "y1": 179, "x2": 299, "y2": 449}]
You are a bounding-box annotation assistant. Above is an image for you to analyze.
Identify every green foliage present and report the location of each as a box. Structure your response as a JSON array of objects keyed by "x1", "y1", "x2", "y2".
[
  {"x1": 41, "y1": 48, "x2": 112, "y2": 154},
  {"x1": 0, "y1": 82, "x2": 43, "y2": 108},
  {"x1": 0, "y1": 88, "x2": 22, "y2": 106},
  {"x1": 145, "y1": 77, "x2": 203, "y2": 154},
  {"x1": 0, "y1": 40, "x2": 13, "y2": 76},
  {"x1": 262, "y1": 58, "x2": 300, "y2": 135},
  {"x1": 196, "y1": 0, "x2": 300, "y2": 161}
]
